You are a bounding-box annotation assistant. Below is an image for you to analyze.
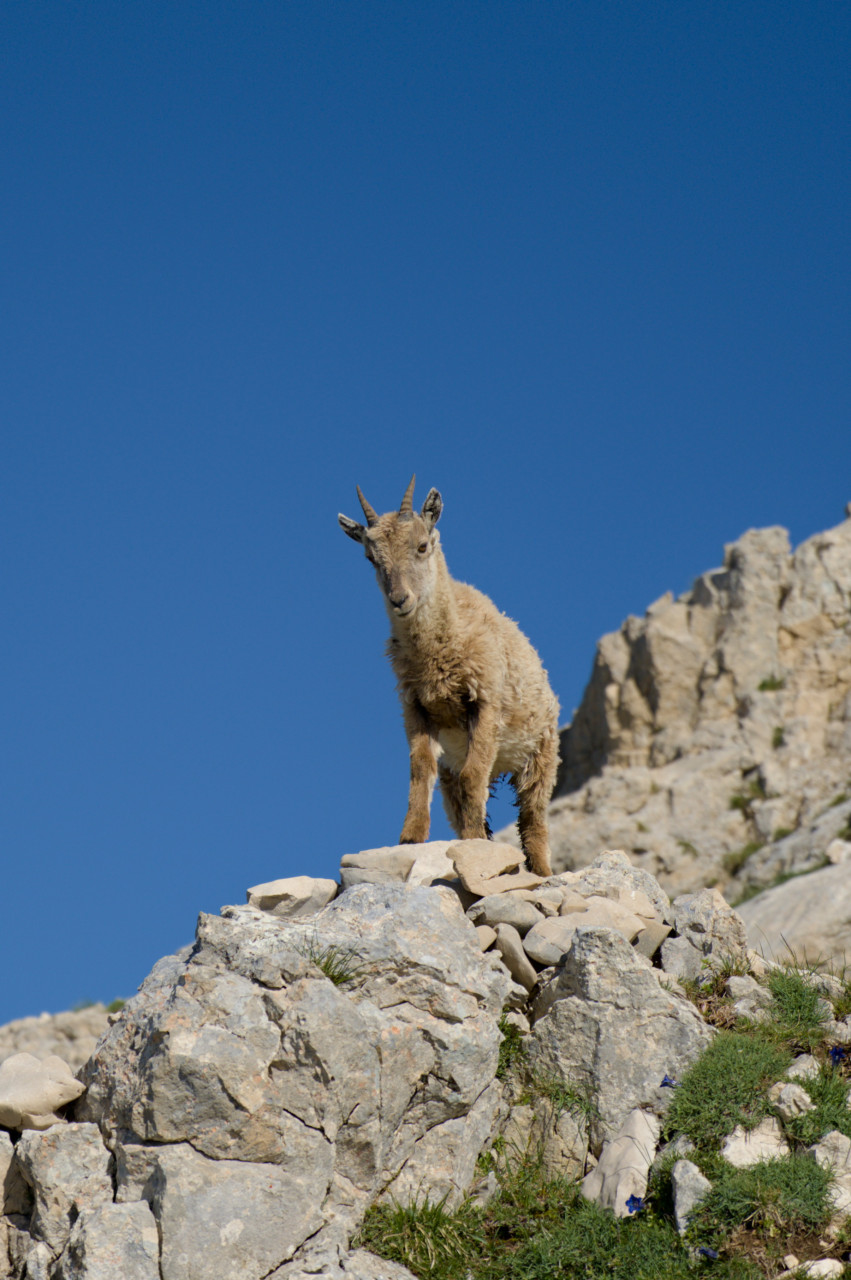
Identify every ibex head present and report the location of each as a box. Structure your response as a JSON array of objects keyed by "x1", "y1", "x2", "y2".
[{"x1": 339, "y1": 475, "x2": 443, "y2": 618}]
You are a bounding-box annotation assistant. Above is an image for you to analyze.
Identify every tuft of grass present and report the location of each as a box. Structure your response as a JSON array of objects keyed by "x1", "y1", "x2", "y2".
[
  {"x1": 771, "y1": 826, "x2": 792, "y2": 842},
  {"x1": 105, "y1": 998, "x2": 126, "y2": 1013},
  {"x1": 496, "y1": 1013, "x2": 528, "y2": 1081},
  {"x1": 763, "y1": 967, "x2": 831, "y2": 1051},
  {"x1": 677, "y1": 839, "x2": 699, "y2": 857},
  {"x1": 356, "y1": 1194, "x2": 485, "y2": 1279},
  {"x1": 665, "y1": 1032, "x2": 790, "y2": 1148},
  {"x1": 297, "y1": 936, "x2": 364, "y2": 986},
  {"x1": 758, "y1": 676, "x2": 786, "y2": 691},
  {"x1": 772, "y1": 726, "x2": 786, "y2": 750},
  {"x1": 687, "y1": 1153, "x2": 833, "y2": 1247},
  {"x1": 829, "y1": 792, "x2": 849, "y2": 808}
]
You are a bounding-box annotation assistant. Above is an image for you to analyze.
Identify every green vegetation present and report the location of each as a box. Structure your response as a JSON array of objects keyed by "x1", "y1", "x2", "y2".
[
  {"x1": 677, "y1": 839, "x2": 699, "y2": 858},
  {"x1": 105, "y1": 998, "x2": 126, "y2": 1013},
  {"x1": 496, "y1": 1013, "x2": 528, "y2": 1081},
  {"x1": 297, "y1": 936, "x2": 364, "y2": 986},
  {"x1": 722, "y1": 841, "x2": 765, "y2": 876},
  {"x1": 665, "y1": 1033, "x2": 790, "y2": 1148},
  {"x1": 360, "y1": 955, "x2": 851, "y2": 1280},
  {"x1": 771, "y1": 826, "x2": 792, "y2": 842},
  {"x1": 758, "y1": 676, "x2": 786, "y2": 691},
  {"x1": 688, "y1": 1153, "x2": 833, "y2": 1248},
  {"x1": 772, "y1": 726, "x2": 786, "y2": 749}
]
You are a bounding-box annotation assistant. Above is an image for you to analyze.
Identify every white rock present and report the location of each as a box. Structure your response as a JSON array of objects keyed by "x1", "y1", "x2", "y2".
[
  {"x1": 787, "y1": 1053, "x2": 820, "y2": 1081},
  {"x1": 339, "y1": 848, "x2": 417, "y2": 889},
  {"x1": 671, "y1": 1159, "x2": 712, "y2": 1234},
  {"x1": 246, "y1": 875, "x2": 338, "y2": 917},
  {"x1": 581, "y1": 1109, "x2": 661, "y2": 1218},
  {"x1": 777, "y1": 1261, "x2": 845, "y2": 1280},
  {"x1": 0, "y1": 1053, "x2": 85, "y2": 1129},
  {"x1": 768, "y1": 1081, "x2": 816, "y2": 1121},
  {"x1": 721, "y1": 1115, "x2": 789, "y2": 1167},
  {"x1": 826, "y1": 838, "x2": 851, "y2": 865}
]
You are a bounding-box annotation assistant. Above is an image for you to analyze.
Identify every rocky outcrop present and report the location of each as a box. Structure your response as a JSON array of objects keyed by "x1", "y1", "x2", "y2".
[
  {"x1": 1, "y1": 843, "x2": 745, "y2": 1279},
  {"x1": 510, "y1": 510, "x2": 851, "y2": 901}
]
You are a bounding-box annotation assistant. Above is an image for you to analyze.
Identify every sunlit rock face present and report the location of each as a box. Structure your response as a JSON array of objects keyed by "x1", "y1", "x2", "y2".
[{"x1": 512, "y1": 509, "x2": 851, "y2": 899}]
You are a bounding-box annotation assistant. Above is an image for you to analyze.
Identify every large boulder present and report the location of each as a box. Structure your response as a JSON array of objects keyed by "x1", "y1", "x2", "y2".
[
  {"x1": 529, "y1": 927, "x2": 713, "y2": 1147},
  {"x1": 71, "y1": 883, "x2": 509, "y2": 1278}
]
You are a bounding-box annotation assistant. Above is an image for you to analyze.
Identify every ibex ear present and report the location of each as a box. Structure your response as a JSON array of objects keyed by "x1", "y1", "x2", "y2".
[
  {"x1": 422, "y1": 488, "x2": 442, "y2": 531},
  {"x1": 338, "y1": 513, "x2": 366, "y2": 543}
]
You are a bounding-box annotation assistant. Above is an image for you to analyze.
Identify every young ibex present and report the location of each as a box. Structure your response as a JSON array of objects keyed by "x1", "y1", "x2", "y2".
[{"x1": 338, "y1": 476, "x2": 560, "y2": 875}]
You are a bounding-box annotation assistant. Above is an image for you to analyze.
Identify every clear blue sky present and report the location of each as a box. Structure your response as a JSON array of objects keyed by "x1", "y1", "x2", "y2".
[{"x1": 2, "y1": 1, "x2": 849, "y2": 1023}]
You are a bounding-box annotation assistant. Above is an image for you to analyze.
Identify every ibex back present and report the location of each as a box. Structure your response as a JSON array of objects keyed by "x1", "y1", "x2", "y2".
[{"x1": 338, "y1": 476, "x2": 560, "y2": 876}]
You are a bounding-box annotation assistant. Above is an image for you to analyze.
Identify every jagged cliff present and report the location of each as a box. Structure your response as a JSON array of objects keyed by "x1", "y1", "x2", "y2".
[{"x1": 536, "y1": 507, "x2": 851, "y2": 901}]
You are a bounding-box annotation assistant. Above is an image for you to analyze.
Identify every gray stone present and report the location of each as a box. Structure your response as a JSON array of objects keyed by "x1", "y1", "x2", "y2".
[
  {"x1": 633, "y1": 920, "x2": 673, "y2": 959},
  {"x1": 523, "y1": 916, "x2": 584, "y2": 966},
  {"x1": 475, "y1": 924, "x2": 497, "y2": 951},
  {"x1": 721, "y1": 1116, "x2": 789, "y2": 1167},
  {"x1": 247, "y1": 875, "x2": 338, "y2": 917},
  {"x1": 450, "y1": 839, "x2": 523, "y2": 892},
  {"x1": 581, "y1": 1109, "x2": 660, "y2": 1218},
  {"x1": 1, "y1": 1130, "x2": 31, "y2": 1216},
  {"x1": 768, "y1": 1081, "x2": 816, "y2": 1122},
  {"x1": 0, "y1": 1054, "x2": 85, "y2": 1130},
  {"x1": 55, "y1": 1201, "x2": 160, "y2": 1280},
  {"x1": 529, "y1": 928, "x2": 713, "y2": 1145},
  {"x1": 80, "y1": 883, "x2": 509, "y2": 1263},
  {"x1": 467, "y1": 893, "x2": 543, "y2": 935},
  {"x1": 15, "y1": 1123, "x2": 113, "y2": 1255},
  {"x1": 660, "y1": 890, "x2": 748, "y2": 980},
  {"x1": 787, "y1": 1053, "x2": 820, "y2": 1081},
  {"x1": 671, "y1": 1158, "x2": 712, "y2": 1234},
  {"x1": 339, "y1": 849, "x2": 416, "y2": 889},
  {"x1": 494, "y1": 923, "x2": 539, "y2": 991},
  {"x1": 809, "y1": 1130, "x2": 851, "y2": 1219}
]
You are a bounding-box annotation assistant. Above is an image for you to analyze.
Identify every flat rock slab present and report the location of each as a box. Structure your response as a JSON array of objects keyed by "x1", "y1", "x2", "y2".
[
  {"x1": 247, "y1": 876, "x2": 338, "y2": 917},
  {"x1": 339, "y1": 849, "x2": 417, "y2": 888},
  {"x1": 450, "y1": 839, "x2": 524, "y2": 890},
  {"x1": 467, "y1": 893, "x2": 543, "y2": 935},
  {"x1": 737, "y1": 863, "x2": 851, "y2": 968},
  {"x1": 671, "y1": 1159, "x2": 712, "y2": 1234},
  {"x1": 57, "y1": 1201, "x2": 160, "y2": 1280},
  {"x1": 0, "y1": 1053, "x2": 85, "y2": 1129}
]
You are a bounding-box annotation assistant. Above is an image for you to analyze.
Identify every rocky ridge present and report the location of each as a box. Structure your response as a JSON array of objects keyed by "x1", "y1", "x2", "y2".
[
  {"x1": 0, "y1": 841, "x2": 775, "y2": 1280},
  {"x1": 518, "y1": 508, "x2": 851, "y2": 920}
]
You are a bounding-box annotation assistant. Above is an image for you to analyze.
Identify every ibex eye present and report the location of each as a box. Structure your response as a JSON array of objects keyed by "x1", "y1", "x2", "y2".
[{"x1": 417, "y1": 542, "x2": 428, "y2": 555}]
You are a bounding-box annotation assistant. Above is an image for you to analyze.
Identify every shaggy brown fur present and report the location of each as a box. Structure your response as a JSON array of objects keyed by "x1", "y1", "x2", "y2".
[{"x1": 339, "y1": 477, "x2": 560, "y2": 875}]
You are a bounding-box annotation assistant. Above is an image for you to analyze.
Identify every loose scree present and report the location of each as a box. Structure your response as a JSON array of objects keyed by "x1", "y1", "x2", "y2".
[{"x1": 338, "y1": 477, "x2": 560, "y2": 875}]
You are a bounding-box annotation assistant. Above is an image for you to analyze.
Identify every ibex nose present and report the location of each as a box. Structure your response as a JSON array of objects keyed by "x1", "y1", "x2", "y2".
[{"x1": 389, "y1": 591, "x2": 410, "y2": 610}]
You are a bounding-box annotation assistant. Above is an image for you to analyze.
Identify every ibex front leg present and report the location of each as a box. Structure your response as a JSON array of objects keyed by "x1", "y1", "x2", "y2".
[
  {"x1": 458, "y1": 701, "x2": 499, "y2": 839},
  {"x1": 399, "y1": 701, "x2": 438, "y2": 844}
]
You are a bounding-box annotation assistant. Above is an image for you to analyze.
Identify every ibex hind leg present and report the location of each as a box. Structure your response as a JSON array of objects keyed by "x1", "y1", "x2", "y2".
[
  {"x1": 512, "y1": 734, "x2": 559, "y2": 877},
  {"x1": 438, "y1": 765, "x2": 465, "y2": 837}
]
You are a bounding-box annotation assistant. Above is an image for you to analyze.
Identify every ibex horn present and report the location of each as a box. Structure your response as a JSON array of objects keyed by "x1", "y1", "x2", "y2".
[
  {"x1": 399, "y1": 474, "x2": 416, "y2": 518},
  {"x1": 356, "y1": 486, "x2": 378, "y2": 527}
]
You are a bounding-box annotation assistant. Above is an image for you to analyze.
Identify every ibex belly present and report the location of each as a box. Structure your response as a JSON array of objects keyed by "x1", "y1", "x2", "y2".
[{"x1": 436, "y1": 720, "x2": 539, "y2": 778}]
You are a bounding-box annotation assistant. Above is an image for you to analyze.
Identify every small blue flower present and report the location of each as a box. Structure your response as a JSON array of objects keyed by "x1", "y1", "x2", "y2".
[
  {"x1": 625, "y1": 1194, "x2": 644, "y2": 1214},
  {"x1": 660, "y1": 1074, "x2": 680, "y2": 1087},
  {"x1": 829, "y1": 1045, "x2": 847, "y2": 1065},
  {"x1": 697, "y1": 1246, "x2": 719, "y2": 1260}
]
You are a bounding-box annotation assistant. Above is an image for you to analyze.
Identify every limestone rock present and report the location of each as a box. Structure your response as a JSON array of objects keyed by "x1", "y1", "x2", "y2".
[
  {"x1": 768, "y1": 1081, "x2": 816, "y2": 1121},
  {"x1": 450, "y1": 839, "x2": 522, "y2": 888},
  {"x1": 660, "y1": 889, "x2": 748, "y2": 980},
  {"x1": 809, "y1": 1130, "x2": 851, "y2": 1219},
  {"x1": 55, "y1": 1201, "x2": 160, "y2": 1280},
  {"x1": 737, "y1": 863, "x2": 851, "y2": 967},
  {"x1": 77, "y1": 882, "x2": 509, "y2": 1268},
  {"x1": 721, "y1": 1116, "x2": 789, "y2": 1167},
  {"x1": 496, "y1": 512, "x2": 851, "y2": 904},
  {"x1": 529, "y1": 928, "x2": 713, "y2": 1145},
  {"x1": 671, "y1": 1158, "x2": 712, "y2": 1235},
  {"x1": 0, "y1": 1130, "x2": 31, "y2": 1216},
  {"x1": 0, "y1": 1006, "x2": 111, "y2": 1073},
  {"x1": 15, "y1": 1122, "x2": 113, "y2": 1256},
  {"x1": 467, "y1": 893, "x2": 543, "y2": 935},
  {"x1": 494, "y1": 923, "x2": 538, "y2": 991},
  {"x1": 247, "y1": 875, "x2": 338, "y2": 917},
  {"x1": 339, "y1": 848, "x2": 416, "y2": 889},
  {"x1": 787, "y1": 1054, "x2": 820, "y2": 1081},
  {"x1": 0, "y1": 1054, "x2": 85, "y2": 1130},
  {"x1": 581, "y1": 1109, "x2": 660, "y2": 1218}
]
